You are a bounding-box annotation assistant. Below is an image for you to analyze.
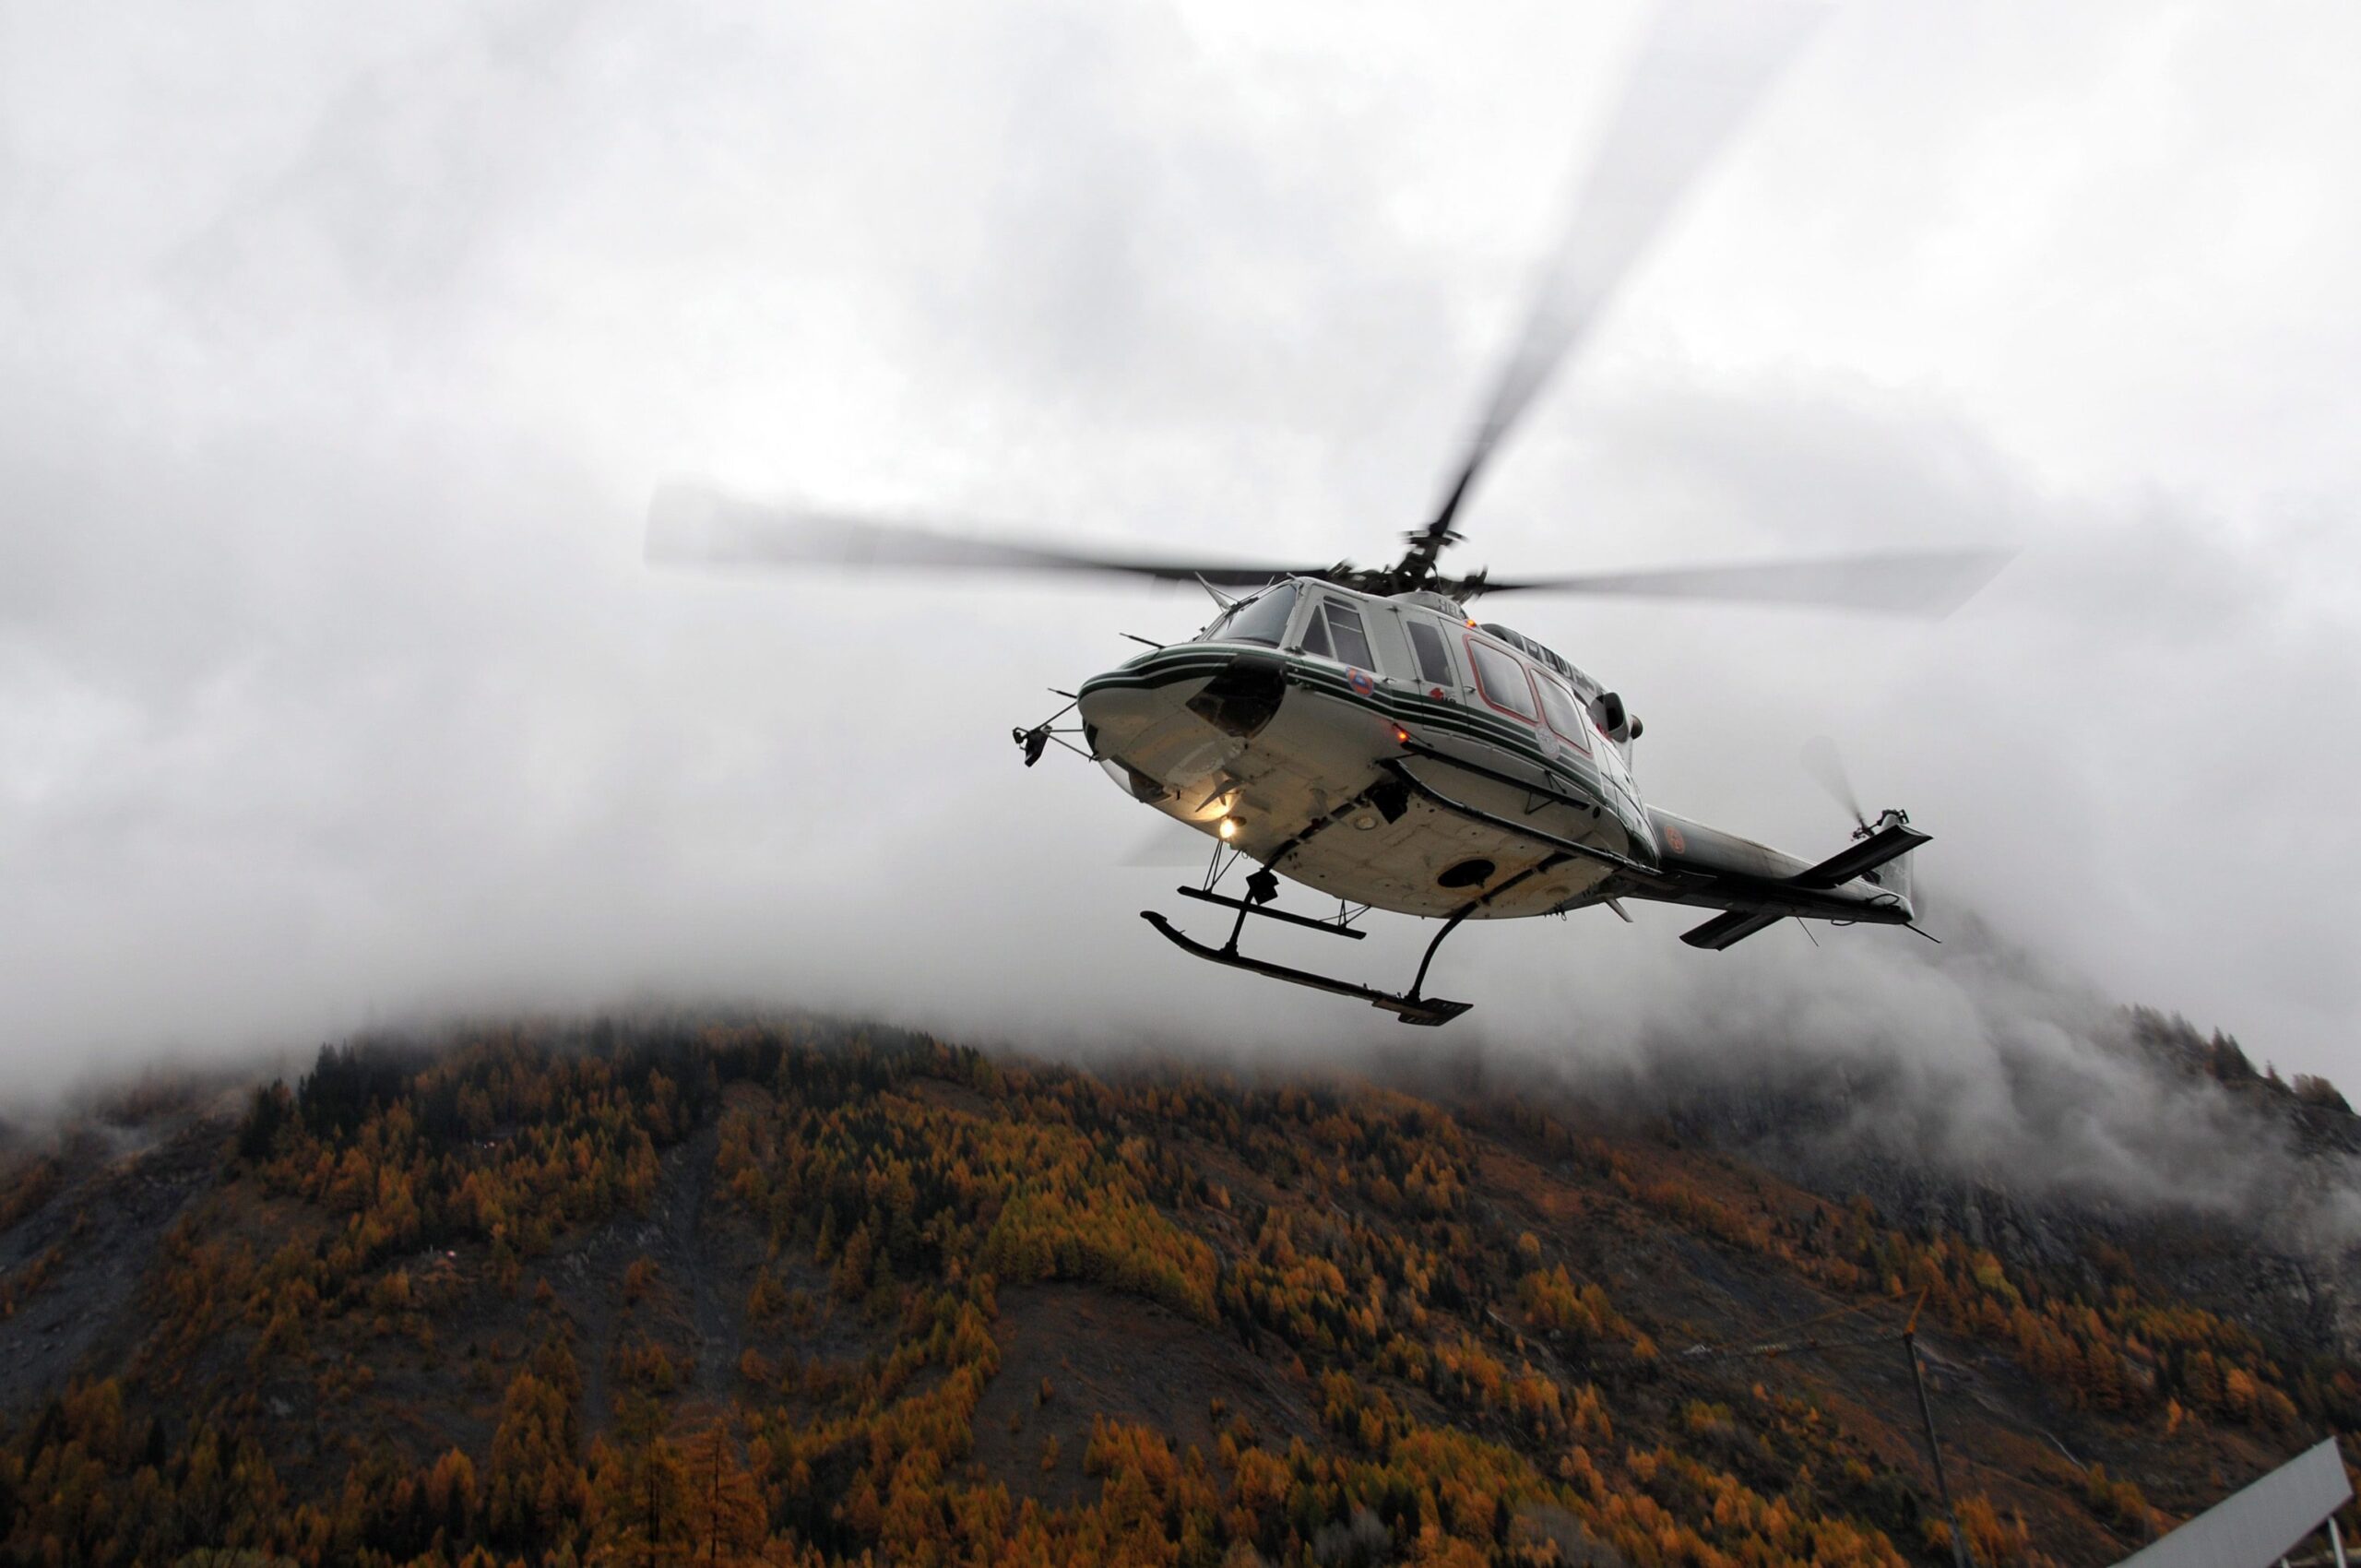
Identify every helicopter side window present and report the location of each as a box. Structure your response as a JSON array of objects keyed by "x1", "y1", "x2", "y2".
[
  {"x1": 1214, "y1": 582, "x2": 1299, "y2": 647},
  {"x1": 1534, "y1": 672, "x2": 1594, "y2": 754},
  {"x1": 1405, "y1": 620, "x2": 1453, "y2": 687},
  {"x1": 1322, "y1": 601, "x2": 1375, "y2": 669},
  {"x1": 1299, "y1": 599, "x2": 1377, "y2": 671},
  {"x1": 1465, "y1": 636, "x2": 1537, "y2": 721}
]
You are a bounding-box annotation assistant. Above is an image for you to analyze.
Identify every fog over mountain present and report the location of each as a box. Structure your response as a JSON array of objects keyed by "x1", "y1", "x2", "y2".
[{"x1": 5, "y1": 0, "x2": 2357, "y2": 1113}]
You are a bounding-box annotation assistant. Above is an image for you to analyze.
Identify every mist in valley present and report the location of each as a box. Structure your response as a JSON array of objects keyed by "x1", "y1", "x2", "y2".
[{"x1": 5, "y1": 0, "x2": 2358, "y2": 1259}]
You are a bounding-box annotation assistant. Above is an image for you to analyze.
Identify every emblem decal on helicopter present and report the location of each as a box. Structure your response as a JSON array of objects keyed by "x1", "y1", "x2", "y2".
[
  {"x1": 1663, "y1": 822, "x2": 1687, "y2": 856},
  {"x1": 1347, "y1": 668, "x2": 1376, "y2": 695}
]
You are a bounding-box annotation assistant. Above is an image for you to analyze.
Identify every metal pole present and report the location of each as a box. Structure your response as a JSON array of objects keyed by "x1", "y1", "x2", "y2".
[
  {"x1": 2331, "y1": 1517, "x2": 2348, "y2": 1568},
  {"x1": 1906, "y1": 1331, "x2": 1975, "y2": 1568}
]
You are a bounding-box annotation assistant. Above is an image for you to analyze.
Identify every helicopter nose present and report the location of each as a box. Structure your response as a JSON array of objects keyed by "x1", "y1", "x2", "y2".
[{"x1": 1184, "y1": 649, "x2": 1288, "y2": 739}]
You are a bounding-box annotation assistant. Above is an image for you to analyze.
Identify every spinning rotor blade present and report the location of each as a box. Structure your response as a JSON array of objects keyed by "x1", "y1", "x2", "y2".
[
  {"x1": 1799, "y1": 734, "x2": 1868, "y2": 830},
  {"x1": 647, "y1": 483, "x2": 1321, "y2": 590},
  {"x1": 1801, "y1": 736, "x2": 1935, "y2": 918},
  {"x1": 1403, "y1": 0, "x2": 1830, "y2": 585},
  {"x1": 1472, "y1": 546, "x2": 2011, "y2": 618}
]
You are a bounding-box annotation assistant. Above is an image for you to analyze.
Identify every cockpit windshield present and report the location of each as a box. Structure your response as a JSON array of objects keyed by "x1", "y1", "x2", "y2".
[{"x1": 1204, "y1": 581, "x2": 1299, "y2": 647}]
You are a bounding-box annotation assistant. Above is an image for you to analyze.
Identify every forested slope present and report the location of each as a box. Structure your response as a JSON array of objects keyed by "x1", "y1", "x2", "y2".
[{"x1": 1, "y1": 1014, "x2": 2354, "y2": 1567}]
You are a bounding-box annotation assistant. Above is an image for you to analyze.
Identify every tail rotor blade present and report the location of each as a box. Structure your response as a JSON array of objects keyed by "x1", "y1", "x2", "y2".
[
  {"x1": 1801, "y1": 737, "x2": 1938, "y2": 921},
  {"x1": 1800, "y1": 734, "x2": 1867, "y2": 831}
]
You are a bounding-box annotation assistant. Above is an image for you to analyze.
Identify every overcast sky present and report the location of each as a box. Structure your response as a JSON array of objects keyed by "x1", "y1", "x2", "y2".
[{"x1": 4, "y1": 0, "x2": 2356, "y2": 1106}]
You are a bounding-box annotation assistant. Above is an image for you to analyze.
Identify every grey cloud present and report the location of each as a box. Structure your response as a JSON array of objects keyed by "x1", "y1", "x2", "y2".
[{"x1": 1, "y1": 0, "x2": 2355, "y2": 1245}]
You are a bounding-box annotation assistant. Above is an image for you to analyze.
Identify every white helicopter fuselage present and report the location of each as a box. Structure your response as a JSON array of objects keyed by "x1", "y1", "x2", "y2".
[
  {"x1": 656, "y1": 0, "x2": 1975, "y2": 1021},
  {"x1": 1077, "y1": 579, "x2": 1657, "y2": 921}
]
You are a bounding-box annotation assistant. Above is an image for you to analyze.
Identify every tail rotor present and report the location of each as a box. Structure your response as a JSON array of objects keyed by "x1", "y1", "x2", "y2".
[
  {"x1": 1801, "y1": 733, "x2": 1869, "y2": 837},
  {"x1": 1802, "y1": 736, "x2": 1925, "y2": 919}
]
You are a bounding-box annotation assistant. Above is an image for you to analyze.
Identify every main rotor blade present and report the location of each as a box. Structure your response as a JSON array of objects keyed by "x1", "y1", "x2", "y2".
[
  {"x1": 1472, "y1": 546, "x2": 2011, "y2": 618},
  {"x1": 1404, "y1": 0, "x2": 1830, "y2": 584},
  {"x1": 647, "y1": 483, "x2": 1319, "y2": 590}
]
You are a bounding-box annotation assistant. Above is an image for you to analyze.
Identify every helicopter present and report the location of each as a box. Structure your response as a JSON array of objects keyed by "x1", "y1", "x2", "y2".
[{"x1": 647, "y1": 0, "x2": 2010, "y2": 1026}]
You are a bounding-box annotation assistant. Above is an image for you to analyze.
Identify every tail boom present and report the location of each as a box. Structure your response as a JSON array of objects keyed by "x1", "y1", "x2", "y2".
[{"x1": 1557, "y1": 806, "x2": 1927, "y2": 947}]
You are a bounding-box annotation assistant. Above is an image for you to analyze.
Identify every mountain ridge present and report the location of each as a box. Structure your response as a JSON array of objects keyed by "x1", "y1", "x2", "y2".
[{"x1": 1, "y1": 1009, "x2": 2355, "y2": 1567}]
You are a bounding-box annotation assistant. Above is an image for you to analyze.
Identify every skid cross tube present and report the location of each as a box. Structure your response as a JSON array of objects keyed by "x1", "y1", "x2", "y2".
[
  {"x1": 1140, "y1": 774, "x2": 1480, "y2": 1026},
  {"x1": 1139, "y1": 912, "x2": 1472, "y2": 1025},
  {"x1": 1141, "y1": 756, "x2": 1631, "y2": 1025},
  {"x1": 1406, "y1": 909, "x2": 1471, "y2": 1000},
  {"x1": 1175, "y1": 885, "x2": 1368, "y2": 938},
  {"x1": 1406, "y1": 837, "x2": 1583, "y2": 997},
  {"x1": 1142, "y1": 774, "x2": 1593, "y2": 1026}
]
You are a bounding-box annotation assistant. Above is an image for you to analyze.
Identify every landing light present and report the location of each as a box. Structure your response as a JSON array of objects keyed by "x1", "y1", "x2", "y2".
[
  {"x1": 1392, "y1": 725, "x2": 1410, "y2": 745},
  {"x1": 1218, "y1": 818, "x2": 1239, "y2": 841}
]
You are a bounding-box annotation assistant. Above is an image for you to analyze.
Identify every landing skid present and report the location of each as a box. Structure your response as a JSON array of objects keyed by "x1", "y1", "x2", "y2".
[{"x1": 1140, "y1": 884, "x2": 1474, "y2": 1028}]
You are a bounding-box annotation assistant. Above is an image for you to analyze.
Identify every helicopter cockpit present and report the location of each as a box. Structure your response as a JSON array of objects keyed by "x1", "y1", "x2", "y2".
[
  {"x1": 1195, "y1": 581, "x2": 1300, "y2": 647},
  {"x1": 1195, "y1": 578, "x2": 1631, "y2": 742}
]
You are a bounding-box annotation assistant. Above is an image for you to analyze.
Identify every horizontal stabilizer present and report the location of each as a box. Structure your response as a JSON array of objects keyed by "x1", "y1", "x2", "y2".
[
  {"x1": 1681, "y1": 909, "x2": 1786, "y2": 950},
  {"x1": 1790, "y1": 816, "x2": 1930, "y2": 890}
]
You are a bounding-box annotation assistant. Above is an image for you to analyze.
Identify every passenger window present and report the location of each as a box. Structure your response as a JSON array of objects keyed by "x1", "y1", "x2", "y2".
[
  {"x1": 1534, "y1": 673, "x2": 1593, "y2": 753},
  {"x1": 1323, "y1": 602, "x2": 1375, "y2": 670},
  {"x1": 1465, "y1": 637, "x2": 1537, "y2": 721},
  {"x1": 1406, "y1": 621, "x2": 1453, "y2": 686},
  {"x1": 1300, "y1": 608, "x2": 1333, "y2": 659}
]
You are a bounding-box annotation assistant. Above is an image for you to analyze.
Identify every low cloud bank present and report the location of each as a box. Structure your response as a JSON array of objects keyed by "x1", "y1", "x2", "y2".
[{"x1": 1435, "y1": 912, "x2": 2361, "y2": 1256}]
